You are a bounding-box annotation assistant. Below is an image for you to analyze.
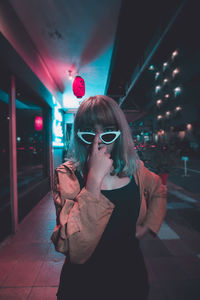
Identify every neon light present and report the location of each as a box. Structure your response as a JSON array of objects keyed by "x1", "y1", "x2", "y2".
[
  {"x1": 54, "y1": 108, "x2": 62, "y2": 122},
  {"x1": 52, "y1": 107, "x2": 64, "y2": 147},
  {"x1": 53, "y1": 120, "x2": 63, "y2": 138},
  {"x1": 53, "y1": 96, "x2": 56, "y2": 105},
  {"x1": 53, "y1": 138, "x2": 64, "y2": 147}
]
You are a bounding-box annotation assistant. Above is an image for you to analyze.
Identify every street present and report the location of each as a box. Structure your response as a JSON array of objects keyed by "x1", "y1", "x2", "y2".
[{"x1": 168, "y1": 157, "x2": 200, "y2": 197}]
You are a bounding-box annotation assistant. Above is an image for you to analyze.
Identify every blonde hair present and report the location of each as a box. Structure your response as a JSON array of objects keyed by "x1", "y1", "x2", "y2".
[{"x1": 67, "y1": 95, "x2": 140, "y2": 177}]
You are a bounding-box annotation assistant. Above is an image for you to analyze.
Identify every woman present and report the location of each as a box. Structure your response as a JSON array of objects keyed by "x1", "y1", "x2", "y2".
[{"x1": 52, "y1": 95, "x2": 167, "y2": 300}]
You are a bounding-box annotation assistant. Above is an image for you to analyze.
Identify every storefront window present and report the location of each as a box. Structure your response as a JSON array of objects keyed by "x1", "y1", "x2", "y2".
[
  {"x1": 0, "y1": 79, "x2": 11, "y2": 241},
  {"x1": 0, "y1": 35, "x2": 51, "y2": 241},
  {"x1": 0, "y1": 92, "x2": 10, "y2": 212},
  {"x1": 15, "y1": 86, "x2": 46, "y2": 195}
]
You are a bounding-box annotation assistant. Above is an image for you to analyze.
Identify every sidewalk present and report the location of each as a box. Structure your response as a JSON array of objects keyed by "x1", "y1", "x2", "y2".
[
  {"x1": 0, "y1": 192, "x2": 63, "y2": 300},
  {"x1": 0, "y1": 185, "x2": 200, "y2": 299}
]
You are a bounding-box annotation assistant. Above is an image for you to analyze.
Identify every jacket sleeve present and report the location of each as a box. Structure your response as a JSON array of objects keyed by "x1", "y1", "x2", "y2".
[
  {"x1": 68, "y1": 187, "x2": 114, "y2": 264},
  {"x1": 51, "y1": 163, "x2": 114, "y2": 263},
  {"x1": 51, "y1": 168, "x2": 76, "y2": 255},
  {"x1": 140, "y1": 163, "x2": 167, "y2": 235}
]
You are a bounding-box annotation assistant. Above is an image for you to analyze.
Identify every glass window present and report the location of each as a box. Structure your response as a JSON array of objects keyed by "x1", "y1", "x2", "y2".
[
  {"x1": 0, "y1": 94, "x2": 10, "y2": 208},
  {"x1": 0, "y1": 80, "x2": 10, "y2": 241},
  {"x1": 15, "y1": 83, "x2": 46, "y2": 196}
]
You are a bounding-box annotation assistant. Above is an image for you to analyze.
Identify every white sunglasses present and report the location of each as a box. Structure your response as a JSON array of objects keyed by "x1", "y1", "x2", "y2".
[{"x1": 77, "y1": 130, "x2": 121, "y2": 144}]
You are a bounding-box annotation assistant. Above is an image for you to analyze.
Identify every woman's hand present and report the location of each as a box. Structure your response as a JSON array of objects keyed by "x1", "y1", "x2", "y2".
[{"x1": 85, "y1": 133, "x2": 113, "y2": 198}]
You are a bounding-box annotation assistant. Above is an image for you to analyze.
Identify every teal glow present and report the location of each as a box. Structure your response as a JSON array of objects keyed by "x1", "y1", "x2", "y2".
[
  {"x1": 163, "y1": 62, "x2": 168, "y2": 71},
  {"x1": 52, "y1": 107, "x2": 64, "y2": 147},
  {"x1": 174, "y1": 87, "x2": 181, "y2": 97},
  {"x1": 63, "y1": 45, "x2": 115, "y2": 109},
  {"x1": 155, "y1": 72, "x2": 160, "y2": 80},
  {"x1": 0, "y1": 90, "x2": 39, "y2": 109},
  {"x1": 155, "y1": 85, "x2": 161, "y2": 93},
  {"x1": 149, "y1": 64, "x2": 155, "y2": 70}
]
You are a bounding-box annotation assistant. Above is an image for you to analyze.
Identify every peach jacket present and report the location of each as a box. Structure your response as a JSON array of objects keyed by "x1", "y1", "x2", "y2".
[{"x1": 51, "y1": 160, "x2": 167, "y2": 264}]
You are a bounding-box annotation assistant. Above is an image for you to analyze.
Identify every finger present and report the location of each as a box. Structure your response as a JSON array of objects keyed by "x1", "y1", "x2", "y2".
[
  {"x1": 99, "y1": 145, "x2": 107, "y2": 153},
  {"x1": 92, "y1": 132, "x2": 100, "y2": 152},
  {"x1": 109, "y1": 158, "x2": 113, "y2": 166}
]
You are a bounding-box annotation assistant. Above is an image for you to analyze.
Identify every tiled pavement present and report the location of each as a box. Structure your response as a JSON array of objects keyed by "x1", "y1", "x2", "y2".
[
  {"x1": 0, "y1": 183, "x2": 200, "y2": 300},
  {"x1": 141, "y1": 182, "x2": 200, "y2": 300}
]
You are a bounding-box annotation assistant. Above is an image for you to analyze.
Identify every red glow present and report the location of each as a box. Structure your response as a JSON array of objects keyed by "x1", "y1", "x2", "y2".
[
  {"x1": 72, "y1": 76, "x2": 85, "y2": 98},
  {"x1": 18, "y1": 147, "x2": 25, "y2": 150},
  {"x1": 35, "y1": 116, "x2": 43, "y2": 131}
]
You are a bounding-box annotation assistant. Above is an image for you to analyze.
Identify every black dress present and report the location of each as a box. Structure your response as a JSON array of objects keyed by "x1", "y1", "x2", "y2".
[{"x1": 57, "y1": 174, "x2": 149, "y2": 300}]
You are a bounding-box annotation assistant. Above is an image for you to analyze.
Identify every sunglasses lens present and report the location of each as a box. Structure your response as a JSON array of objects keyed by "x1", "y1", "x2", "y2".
[
  {"x1": 101, "y1": 133, "x2": 117, "y2": 143},
  {"x1": 82, "y1": 134, "x2": 95, "y2": 143}
]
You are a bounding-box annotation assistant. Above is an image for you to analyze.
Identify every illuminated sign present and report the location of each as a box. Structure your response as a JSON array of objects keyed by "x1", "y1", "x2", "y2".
[{"x1": 52, "y1": 107, "x2": 64, "y2": 147}]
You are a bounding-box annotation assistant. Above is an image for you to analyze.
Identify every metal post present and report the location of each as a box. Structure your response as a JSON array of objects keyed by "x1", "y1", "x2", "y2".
[
  {"x1": 181, "y1": 156, "x2": 189, "y2": 177},
  {"x1": 9, "y1": 74, "x2": 18, "y2": 233},
  {"x1": 49, "y1": 108, "x2": 53, "y2": 189},
  {"x1": 184, "y1": 160, "x2": 187, "y2": 177}
]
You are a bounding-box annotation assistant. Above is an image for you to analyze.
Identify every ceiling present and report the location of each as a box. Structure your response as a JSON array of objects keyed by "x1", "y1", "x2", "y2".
[
  {"x1": 7, "y1": 0, "x2": 185, "y2": 118},
  {"x1": 8, "y1": 0, "x2": 121, "y2": 109}
]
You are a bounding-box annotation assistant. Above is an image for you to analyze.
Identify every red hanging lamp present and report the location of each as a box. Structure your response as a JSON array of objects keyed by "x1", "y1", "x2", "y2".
[
  {"x1": 34, "y1": 116, "x2": 43, "y2": 131},
  {"x1": 72, "y1": 75, "x2": 85, "y2": 98}
]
